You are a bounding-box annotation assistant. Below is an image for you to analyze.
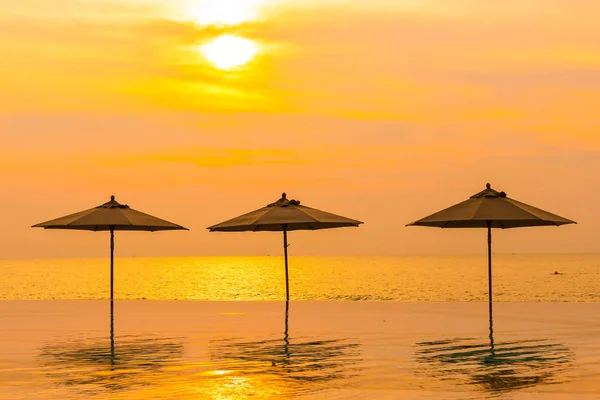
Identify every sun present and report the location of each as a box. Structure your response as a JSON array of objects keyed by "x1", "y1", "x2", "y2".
[{"x1": 201, "y1": 35, "x2": 258, "y2": 70}]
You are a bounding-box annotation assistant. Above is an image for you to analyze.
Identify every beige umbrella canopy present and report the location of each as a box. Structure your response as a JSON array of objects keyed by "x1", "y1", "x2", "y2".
[
  {"x1": 407, "y1": 183, "x2": 575, "y2": 302},
  {"x1": 33, "y1": 195, "x2": 187, "y2": 300},
  {"x1": 208, "y1": 193, "x2": 363, "y2": 300}
]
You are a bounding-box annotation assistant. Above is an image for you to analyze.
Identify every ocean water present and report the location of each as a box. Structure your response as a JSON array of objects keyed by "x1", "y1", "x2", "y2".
[{"x1": 1, "y1": 254, "x2": 599, "y2": 301}]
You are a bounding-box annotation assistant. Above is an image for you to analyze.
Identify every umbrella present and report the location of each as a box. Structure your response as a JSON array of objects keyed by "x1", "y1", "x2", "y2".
[
  {"x1": 32, "y1": 195, "x2": 187, "y2": 300},
  {"x1": 407, "y1": 183, "x2": 575, "y2": 302},
  {"x1": 207, "y1": 192, "x2": 362, "y2": 300}
]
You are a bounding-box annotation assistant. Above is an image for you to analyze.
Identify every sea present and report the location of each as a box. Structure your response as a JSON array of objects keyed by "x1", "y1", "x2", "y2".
[{"x1": 1, "y1": 254, "x2": 598, "y2": 301}]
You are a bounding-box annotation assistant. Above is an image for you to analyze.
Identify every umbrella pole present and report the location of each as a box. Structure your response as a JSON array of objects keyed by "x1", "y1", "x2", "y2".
[
  {"x1": 487, "y1": 223, "x2": 495, "y2": 356},
  {"x1": 488, "y1": 300, "x2": 494, "y2": 352},
  {"x1": 487, "y1": 222, "x2": 492, "y2": 303},
  {"x1": 283, "y1": 227, "x2": 290, "y2": 301},
  {"x1": 110, "y1": 299, "x2": 115, "y2": 363},
  {"x1": 284, "y1": 300, "x2": 289, "y2": 358},
  {"x1": 110, "y1": 227, "x2": 114, "y2": 301},
  {"x1": 284, "y1": 300, "x2": 289, "y2": 341},
  {"x1": 110, "y1": 227, "x2": 115, "y2": 364}
]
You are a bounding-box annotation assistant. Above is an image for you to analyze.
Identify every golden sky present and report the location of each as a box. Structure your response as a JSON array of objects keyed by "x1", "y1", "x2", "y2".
[{"x1": 0, "y1": 0, "x2": 597, "y2": 257}]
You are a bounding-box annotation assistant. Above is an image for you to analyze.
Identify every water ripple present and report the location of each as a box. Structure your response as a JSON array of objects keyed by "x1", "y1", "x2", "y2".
[
  {"x1": 38, "y1": 336, "x2": 185, "y2": 395},
  {"x1": 210, "y1": 336, "x2": 362, "y2": 394},
  {"x1": 415, "y1": 336, "x2": 574, "y2": 394}
]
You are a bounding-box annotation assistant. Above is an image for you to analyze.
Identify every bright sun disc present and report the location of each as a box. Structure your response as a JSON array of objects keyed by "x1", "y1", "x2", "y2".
[{"x1": 201, "y1": 35, "x2": 258, "y2": 70}]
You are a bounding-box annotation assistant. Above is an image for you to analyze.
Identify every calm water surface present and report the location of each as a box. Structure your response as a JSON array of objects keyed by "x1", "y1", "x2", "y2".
[
  {"x1": 1, "y1": 254, "x2": 598, "y2": 301},
  {"x1": 1, "y1": 301, "x2": 599, "y2": 399}
]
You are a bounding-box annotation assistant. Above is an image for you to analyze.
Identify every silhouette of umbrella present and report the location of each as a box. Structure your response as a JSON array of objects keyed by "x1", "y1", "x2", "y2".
[
  {"x1": 207, "y1": 193, "x2": 362, "y2": 300},
  {"x1": 407, "y1": 183, "x2": 575, "y2": 302},
  {"x1": 32, "y1": 195, "x2": 187, "y2": 300}
]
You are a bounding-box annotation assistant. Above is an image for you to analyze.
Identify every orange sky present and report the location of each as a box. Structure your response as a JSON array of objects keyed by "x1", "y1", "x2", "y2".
[{"x1": 0, "y1": 0, "x2": 597, "y2": 258}]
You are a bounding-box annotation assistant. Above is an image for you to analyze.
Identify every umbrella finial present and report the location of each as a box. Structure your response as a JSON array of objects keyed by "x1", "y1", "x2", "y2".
[
  {"x1": 282, "y1": 192, "x2": 287, "y2": 199},
  {"x1": 111, "y1": 195, "x2": 115, "y2": 201},
  {"x1": 486, "y1": 183, "x2": 491, "y2": 189}
]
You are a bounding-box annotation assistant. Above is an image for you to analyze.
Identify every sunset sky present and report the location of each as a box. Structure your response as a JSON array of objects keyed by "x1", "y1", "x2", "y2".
[{"x1": 1, "y1": 0, "x2": 598, "y2": 258}]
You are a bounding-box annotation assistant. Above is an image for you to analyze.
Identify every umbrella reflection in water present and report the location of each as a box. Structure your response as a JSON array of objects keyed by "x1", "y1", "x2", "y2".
[
  {"x1": 414, "y1": 303, "x2": 574, "y2": 394},
  {"x1": 209, "y1": 301, "x2": 362, "y2": 395},
  {"x1": 38, "y1": 303, "x2": 184, "y2": 395}
]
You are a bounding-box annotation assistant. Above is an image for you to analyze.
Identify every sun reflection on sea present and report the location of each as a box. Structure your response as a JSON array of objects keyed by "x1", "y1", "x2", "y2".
[{"x1": 193, "y1": 374, "x2": 283, "y2": 399}]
